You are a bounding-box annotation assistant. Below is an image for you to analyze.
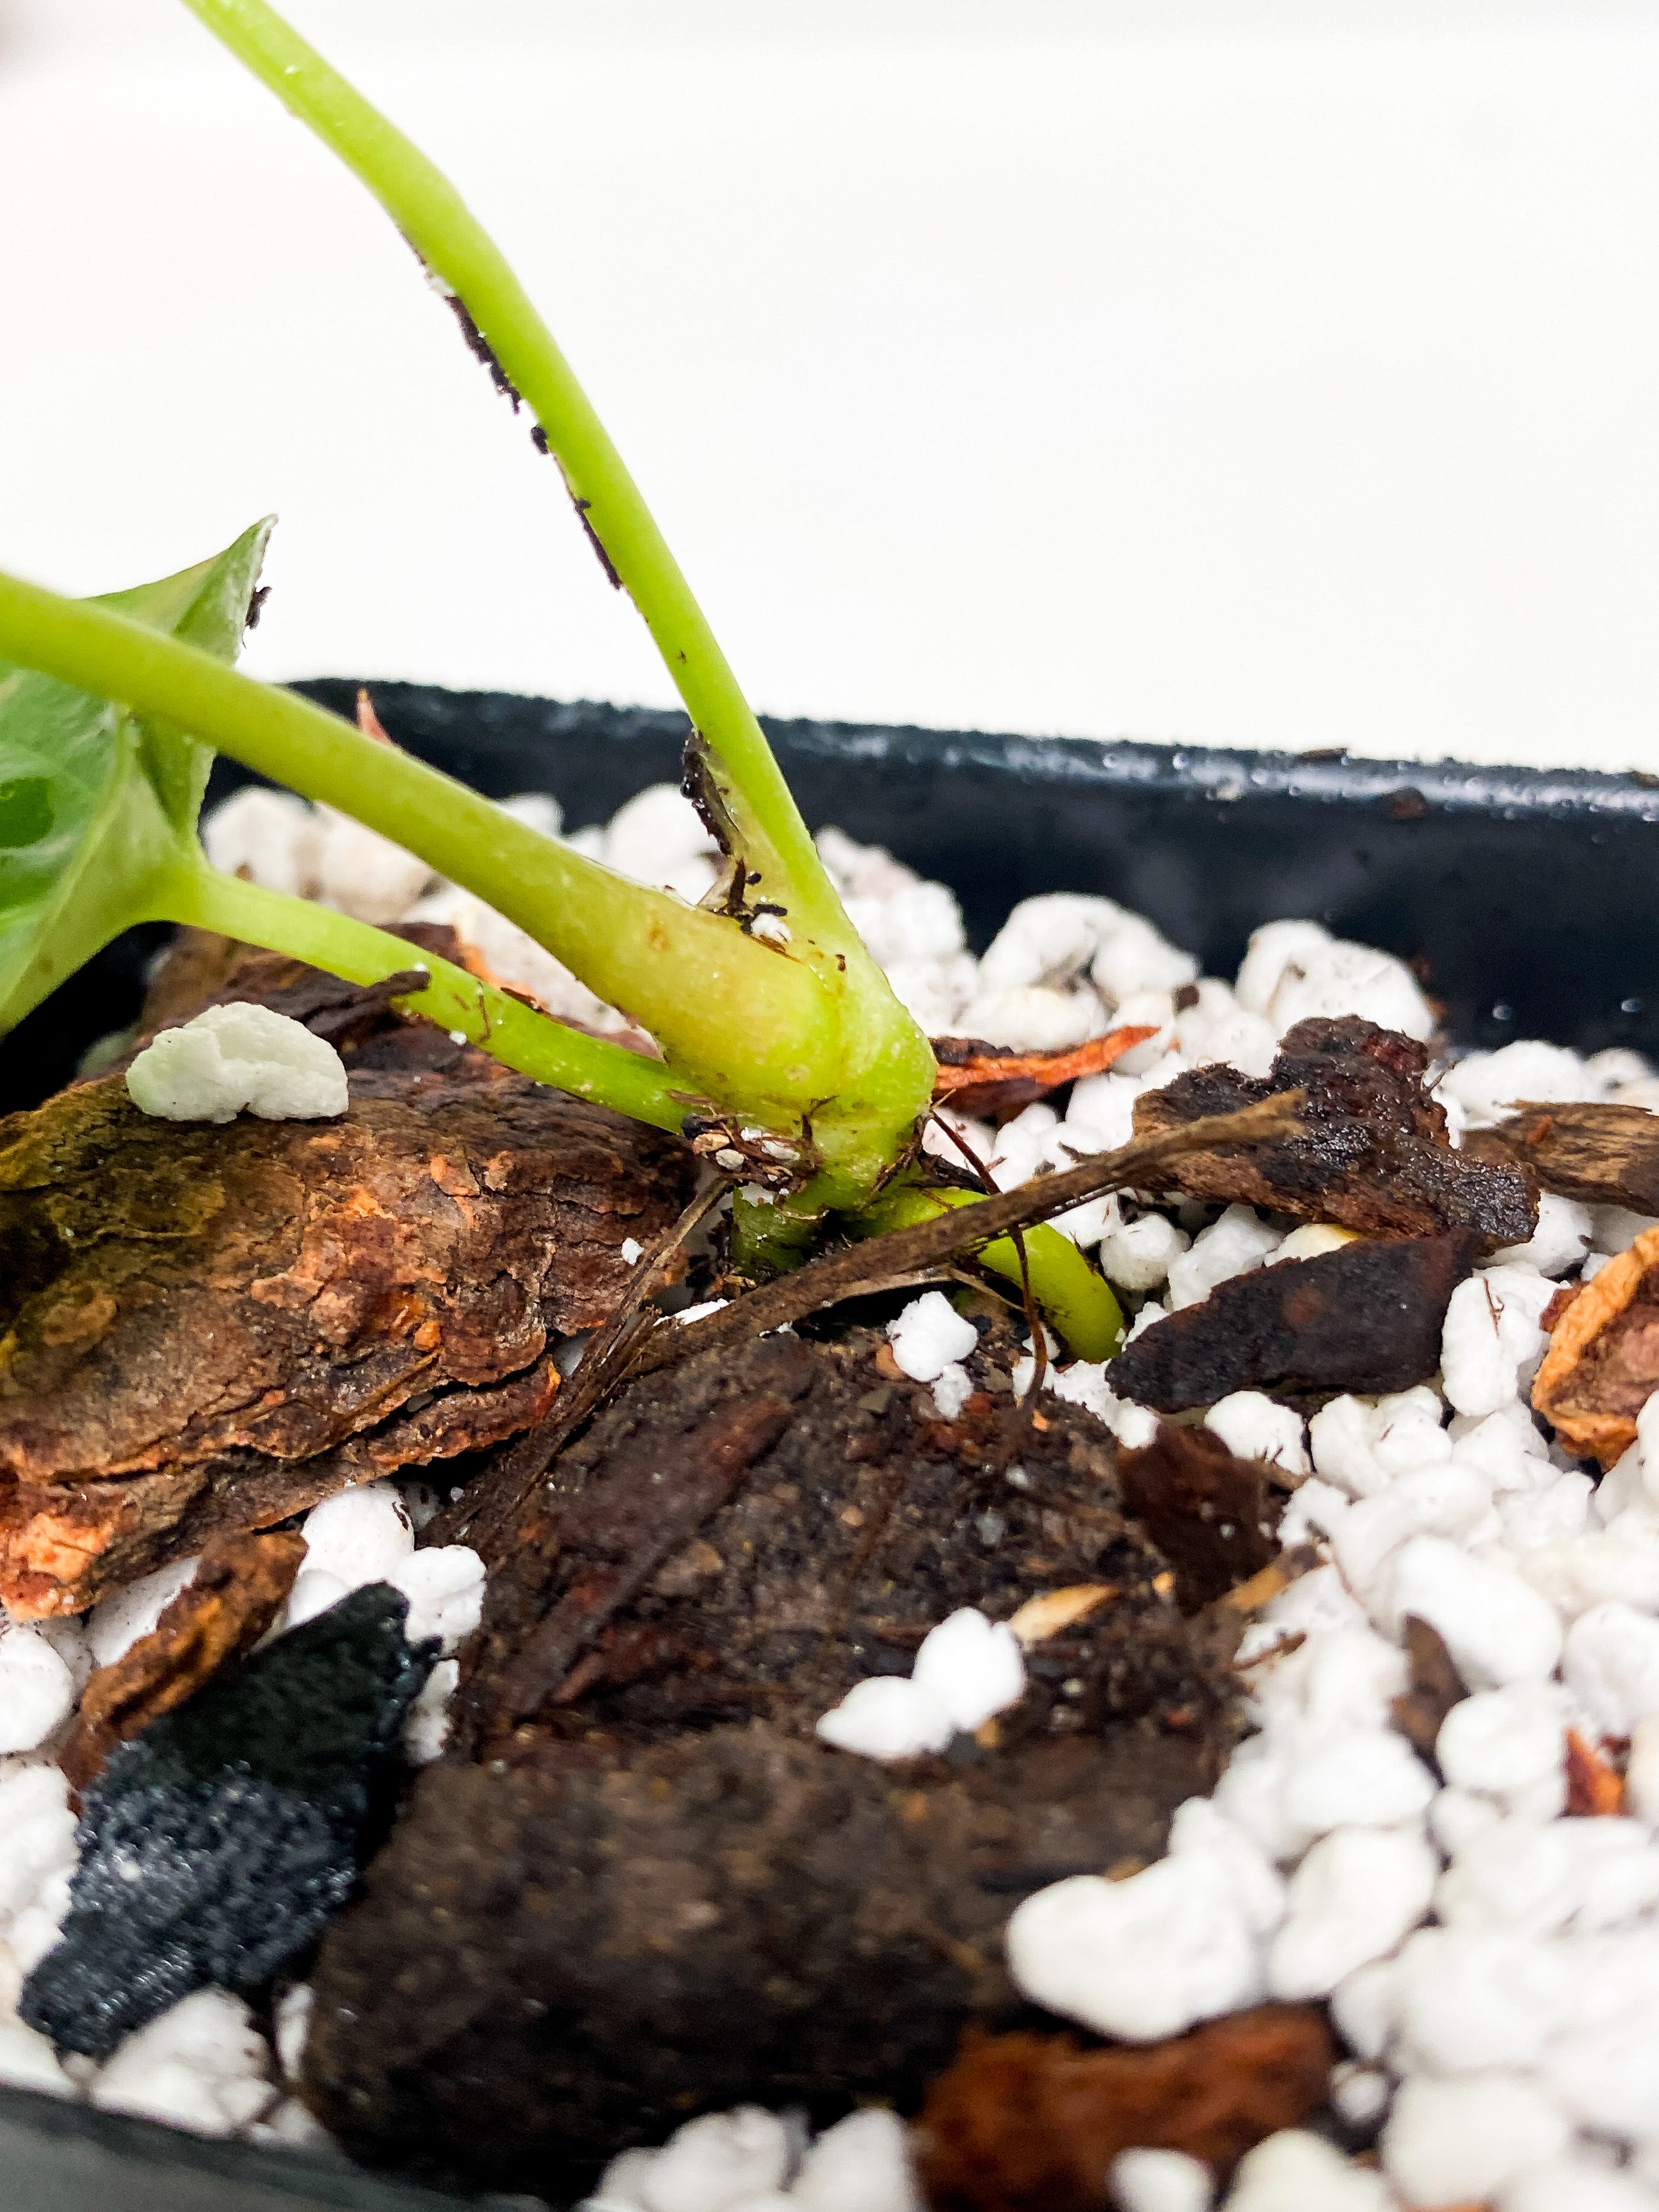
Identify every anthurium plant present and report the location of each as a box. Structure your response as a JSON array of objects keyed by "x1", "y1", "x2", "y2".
[{"x1": 0, "y1": 0, "x2": 1122, "y2": 1360}]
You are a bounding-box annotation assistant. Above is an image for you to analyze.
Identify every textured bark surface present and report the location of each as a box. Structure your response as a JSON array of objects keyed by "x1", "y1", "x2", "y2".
[
  {"x1": 1109, "y1": 1232, "x2": 1480, "y2": 1411},
  {"x1": 1469, "y1": 1101, "x2": 1659, "y2": 1215},
  {"x1": 304, "y1": 1326, "x2": 1260, "y2": 2187},
  {"x1": 59, "y1": 1529, "x2": 307, "y2": 1792},
  {"x1": 1532, "y1": 1222, "x2": 1659, "y2": 1466},
  {"x1": 0, "y1": 986, "x2": 694, "y2": 1615},
  {"x1": 1117, "y1": 1423, "x2": 1283, "y2": 1612},
  {"x1": 914, "y1": 2009, "x2": 1334, "y2": 2212},
  {"x1": 1132, "y1": 1016, "x2": 1537, "y2": 1246}
]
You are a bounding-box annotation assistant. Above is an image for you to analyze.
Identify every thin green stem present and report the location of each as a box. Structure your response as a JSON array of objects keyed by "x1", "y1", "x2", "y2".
[
  {"x1": 159, "y1": 860, "x2": 692, "y2": 1131},
  {"x1": 0, "y1": 567, "x2": 839, "y2": 1121},
  {"x1": 177, "y1": 0, "x2": 847, "y2": 942}
]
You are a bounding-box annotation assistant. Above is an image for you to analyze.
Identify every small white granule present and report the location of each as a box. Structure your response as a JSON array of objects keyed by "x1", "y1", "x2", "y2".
[
  {"x1": 1489, "y1": 1191, "x2": 1595, "y2": 1277},
  {"x1": 1166, "y1": 1204, "x2": 1282, "y2": 1310},
  {"x1": 1329, "y1": 2062, "x2": 1391, "y2": 2128},
  {"x1": 1438, "y1": 1815, "x2": 1659, "y2": 1939},
  {"x1": 1108, "y1": 2145, "x2": 1214, "y2": 2212},
  {"x1": 791, "y1": 2106, "x2": 923, "y2": 2211},
  {"x1": 974, "y1": 892, "x2": 1122, "y2": 994},
  {"x1": 296, "y1": 1483, "x2": 413, "y2": 1590},
  {"x1": 1439, "y1": 1264, "x2": 1558, "y2": 1419},
  {"x1": 1520, "y1": 1529, "x2": 1659, "y2": 1619},
  {"x1": 1279, "y1": 1724, "x2": 1437, "y2": 1839},
  {"x1": 1223, "y1": 2127, "x2": 1395, "y2": 2210},
  {"x1": 620, "y1": 2103, "x2": 790, "y2": 2211},
  {"x1": 620, "y1": 1237, "x2": 645, "y2": 1266},
  {"x1": 1204, "y1": 1391, "x2": 1309, "y2": 1477},
  {"x1": 1436, "y1": 1683, "x2": 1569, "y2": 1810},
  {"x1": 1326, "y1": 1463, "x2": 1498, "y2": 1603},
  {"x1": 126, "y1": 1001, "x2": 348, "y2": 1124},
  {"x1": 0, "y1": 1762, "x2": 78, "y2": 1939},
  {"x1": 92, "y1": 1988, "x2": 278, "y2": 2138},
  {"x1": 1267, "y1": 1825, "x2": 1437, "y2": 1999},
  {"x1": 1234, "y1": 918, "x2": 1433, "y2": 1043},
  {"x1": 388, "y1": 1547, "x2": 486, "y2": 1653},
  {"x1": 201, "y1": 786, "x2": 321, "y2": 900},
  {"x1": 0, "y1": 1626, "x2": 77, "y2": 1755},
  {"x1": 1006, "y1": 1800, "x2": 1281, "y2": 2041},
  {"x1": 1104, "y1": 988, "x2": 1179, "y2": 1075},
  {"x1": 1091, "y1": 912, "x2": 1199, "y2": 1004},
  {"x1": 1498, "y1": 2159, "x2": 1658, "y2": 2212},
  {"x1": 1627, "y1": 1713, "x2": 1659, "y2": 1825},
  {"x1": 1383, "y1": 1534, "x2": 1563, "y2": 1688},
  {"x1": 956, "y1": 983, "x2": 1106, "y2": 1053},
  {"x1": 402, "y1": 1659, "x2": 461, "y2": 1765},
  {"x1": 817, "y1": 1609, "x2": 1023, "y2": 1761},
  {"x1": 886, "y1": 1292, "x2": 978, "y2": 1384},
  {"x1": 1099, "y1": 1211, "x2": 1190, "y2": 1292},
  {"x1": 273, "y1": 1982, "x2": 313, "y2": 2082},
  {"x1": 1309, "y1": 1388, "x2": 1451, "y2": 1501},
  {"x1": 1563, "y1": 1601, "x2": 1659, "y2": 1738},
  {"x1": 928, "y1": 1363, "x2": 974, "y2": 1420},
  {"x1": 988, "y1": 1101, "x2": 1061, "y2": 1192},
  {"x1": 1381, "y1": 2070, "x2": 1572, "y2": 2209},
  {"x1": 602, "y1": 783, "x2": 721, "y2": 903},
  {"x1": 312, "y1": 805, "x2": 435, "y2": 923},
  {"x1": 1268, "y1": 1221, "x2": 1360, "y2": 1265},
  {"x1": 1592, "y1": 1204, "x2": 1659, "y2": 1255},
  {"x1": 1437, "y1": 1039, "x2": 1593, "y2": 1130},
  {"x1": 1390, "y1": 1924, "x2": 1574, "y2": 2071}
]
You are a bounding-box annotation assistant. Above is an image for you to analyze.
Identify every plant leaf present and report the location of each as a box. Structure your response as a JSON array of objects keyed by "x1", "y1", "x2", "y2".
[{"x1": 0, "y1": 519, "x2": 273, "y2": 1033}]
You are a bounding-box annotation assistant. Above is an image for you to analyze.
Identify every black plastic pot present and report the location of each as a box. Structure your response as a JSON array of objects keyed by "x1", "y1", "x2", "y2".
[{"x1": 2, "y1": 685, "x2": 1657, "y2": 2209}]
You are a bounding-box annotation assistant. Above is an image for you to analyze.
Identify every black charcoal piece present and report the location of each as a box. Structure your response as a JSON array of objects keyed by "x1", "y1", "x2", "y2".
[{"x1": 21, "y1": 1585, "x2": 433, "y2": 2059}]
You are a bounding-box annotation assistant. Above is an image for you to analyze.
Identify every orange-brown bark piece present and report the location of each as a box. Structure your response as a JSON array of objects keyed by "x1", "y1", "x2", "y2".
[
  {"x1": 1565, "y1": 1727, "x2": 1627, "y2": 1817},
  {"x1": 916, "y1": 2007, "x2": 1334, "y2": 2212},
  {"x1": 1471, "y1": 1101, "x2": 1659, "y2": 1216},
  {"x1": 931, "y1": 1026, "x2": 1158, "y2": 1120},
  {"x1": 1532, "y1": 1223, "x2": 1659, "y2": 1467},
  {"x1": 0, "y1": 1050, "x2": 693, "y2": 1616},
  {"x1": 1391, "y1": 1614, "x2": 1469, "y2": 1771},
  {"x1": 59, "y1": 1529, "x2": 307, "y2": 1791},
  {"x1": 1117, "y1": 1423, "x2": 1281, "y2": 1612}
]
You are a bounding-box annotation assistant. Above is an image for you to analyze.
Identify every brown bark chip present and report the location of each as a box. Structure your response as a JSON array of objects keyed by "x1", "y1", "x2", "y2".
[
  {"x1": 1390, "y1": 1615, "x2": 1469, "y2": 1773},
  {"x1": 0, "y1": 1064, "x2": 694, "y2": 1616},
  {"x1": 59, "y1": 1529, "x2": 306, "y2": 1792},
  {"x1": 1132, "y1": 1016, "x2": 1537, "y2": 1246},
  {"x1": 1470, "y1": 1101, "x2": 1659, "y2": 1217},
  {"x1": 304, "y1": 1329, "x2": 1261, "y2": 2186},
  {"x1": 914, "y1": 2008, "x2": 1334, "y2": 2212},
  {"x1": 1532, "y1": 1223, "x2": 1659, "y2": 1467},
  {"x1": 1116, "y1": 1424, "x2": 1282, "y2": 1612},
  {"x1": 1108, "y1": 1233, "x2": 1481, "y2": 1412}
]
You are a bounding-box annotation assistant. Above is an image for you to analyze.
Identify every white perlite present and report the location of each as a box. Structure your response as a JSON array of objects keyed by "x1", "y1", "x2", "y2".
[
  {"x1": 126, "y1": 1001, "x2": 348, "y2": 1123},
  {"x1": 587, "y1": 2102, "x2": 923, "y2": 2212},
  {"x1": 816, "y1": 1609, "x2": 1025, "y2": 1762}
]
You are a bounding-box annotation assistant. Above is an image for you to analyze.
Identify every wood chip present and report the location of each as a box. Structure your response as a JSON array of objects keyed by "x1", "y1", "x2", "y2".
[
  {"x1": 1470, "y1": 1100, "x2": 1659, "y2": 1215},
  {"x1": 1390, "y1": 1615, "x2": 1469, "y2": 1772},
  {"x1": 1006, "y1": 1585, "x2": 1117, "y2": 1646},
  {"x1": 931, "y1": 1026, "x2": 1159, "y2": 1120},
  {"x1": 1532, "y1": 1223, "x2": 1659, "y2": 1467},
  {"x1": 1117, "y1": 1423, "x2": 1281, "y2": 1612},
  {"x1": 1565, "y1": 1727, "x2": 1626, "y2": 1817}
]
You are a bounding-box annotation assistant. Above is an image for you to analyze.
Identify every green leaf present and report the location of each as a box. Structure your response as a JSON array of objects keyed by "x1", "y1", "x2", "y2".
[{"x1": 0, "y1": 519, "x2": 273, "y2": 1033}]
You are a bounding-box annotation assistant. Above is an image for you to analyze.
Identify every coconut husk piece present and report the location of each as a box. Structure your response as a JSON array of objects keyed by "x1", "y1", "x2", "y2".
[
  {"x1": 1132, "y1": 1015, "x2": 1537, "y2": 1246},
  {"x1": 1532, "y1": 1223, "x2": 1659, "y2": 1467},
  {"x1": 58, "y1": 1529, "x2": 307, "y2": 1793},
  {"x1": 931, "y1": 1025, "x2": 1159, "y2": 1121},
  {"x1": 1468, "y1": 1101, "x2": 1659, "y2": 1216},
  {"x1": 914, "y1": 2007, "x2": 1334, "y2": 2212}
]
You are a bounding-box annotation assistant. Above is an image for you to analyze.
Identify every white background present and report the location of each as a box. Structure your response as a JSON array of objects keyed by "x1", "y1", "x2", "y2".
[{"x1": 1, "y1": 0, "x2": 1657, "y2": 772}]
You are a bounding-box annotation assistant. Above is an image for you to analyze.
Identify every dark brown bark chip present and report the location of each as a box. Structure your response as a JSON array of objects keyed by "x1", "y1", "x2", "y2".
[
  {"x1": 59, "y1": 1529, "x2": 307, "y2": 1793},
  {"x1": 0, "y1": 1061, "x2": 693, "y2": 1616},
  {"x1": 304, "y1": 1327, "x2": 1259, "y2": 2184},
  {"x1": 914, "y1": 2008, "x2": 1335, "y2": 2212},
  {"x1": 1108, "y1": 1233, "x2": 1481, "y2": 1411},
  {"x1": 1389, "y1": 1615, "x2": 1469, "y2": 1775},
  {"x1": 1469, "y1": 1101, "x2": 1659, "y2": 1216},
  {"x1": 1132, "y1": 1015, "x2": 1537, "y2": 1247},
  {"x1": 1117, "y1": 1424, "x2": 1283, "y2": 1612}
]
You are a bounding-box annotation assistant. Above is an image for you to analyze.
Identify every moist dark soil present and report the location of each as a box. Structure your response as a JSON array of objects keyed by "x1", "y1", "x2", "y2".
[{"x1": 302, "y1": 1321, "x2": 1275, "y2": 2193}]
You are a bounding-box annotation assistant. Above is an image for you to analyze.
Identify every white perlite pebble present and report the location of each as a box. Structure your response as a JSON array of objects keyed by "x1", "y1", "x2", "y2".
[
  {"x1": 1498, "y1": 2160, "x2": 1659, "y2": 2212},
  {"x1": 629, "y1": 2104, "x2": 790, "y2": 2212},
  {"x1": 201, "y1": 786, "x2": 321, "y2": 899},
  {"x1": 1490, "y1": 1191, "x2": 1595, "y2": 1277},
  {"x1": 1006, "y1": 1801, "x2": 1281, "y2": 2041},
  {"x1": 885, "y1": 1293, "x2": 979, "y2": 1385},
  {"x1": 1233, "y1": 919, "x2": 1432, "y2": 1043},
  {"x1": 0, "y1": 1626, "x2": 76, "y2": 1755},
  {"x1": 816, "y1": 1609, "x2": 1023, "y2": 1761},
  {"x1": 298, "y1": 1483, "x2": 414, "y2": 1590},
  {"x1": 1166, "y1": 1204, "x2": 1282, "y2": 1310},
  {"x1": 1563, "y1": 1602, "x2": 1659, "y2": 1738},
  {"x1": 1381, "y1": 2071, "x2": 1572, "y2": 2208},
  {"x1": 1437, "y1": 1040, "x2": 1594, "y2": 1130},
  {"x1": 1267, "y1": 1825, "x2": 1437, "y2": 1999},
  {"x1": 791, "y1": 2107, "x2": 924, "y2": 2211},
  {"x1": 1098, "y1": 1211, "x2": 1190, "y2": 1292},
  {"x1": 1204, "y1": 1392, "x2": 1309, "y2": 1478},
  {"x1": 1223, "y1": 2128, "x2": 1395, "y2": 2210},
  {"x1": 1439, "y1": 1264, "x2": 1558, "y2": 1419},
  {"x1": 403, "y1": 1659, "x2": 461, "y2": 1765},
  {"x1": 929, "y1": 1364, "x2": 974, "y2": 1420},
  {"x1": 1382, "y1": 1535, "x2": 1563, "y2": 1688},
  {"x1": 127, "y1": 1001, "x2": 349, "y2": 1124},
  {"x1": 1108, "y1": 2146, "x2": 1214, "y2": 2212},
  {"x1": 387, "y1": 1547, "x2": 486, "y2": 1653},
  {"x1": 1435, "y1": 1683, "x2": 1570, "y2": 1806},
  {"x1": 92, "y1": 1988, "x2": 278, "y2": 2138}
]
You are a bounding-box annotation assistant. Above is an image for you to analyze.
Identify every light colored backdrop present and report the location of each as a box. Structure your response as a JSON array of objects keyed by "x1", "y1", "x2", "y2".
[{"x1": 2, "y1": 0, "x2": 1656, "y2": 771}]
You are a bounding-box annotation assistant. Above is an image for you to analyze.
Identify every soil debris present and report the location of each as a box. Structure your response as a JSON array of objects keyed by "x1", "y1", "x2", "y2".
[
  {"x1": 22, "y1": 1586, "x2": 433, "y2": 2059},
  {"x1": 931, "y1": 1026, "x2": 1159, "y2": 1121},
  {"x1": 59, "y1": 1529, "x2": 307, "y2": 1793},
  {"x1": 913, "y1": 2007, "x2": 1334, "y2": 2212},
  {"x1": 1532, "y1": 1222, "x2": 1659, "y2": 1466},
  {"x1": 0, "y1": 1043, "x2": 693, "y2": 1617},
  {"x1": 1116, "y1": 1423, "x2": 1283, "y2": 1612},
  {"x1": 1109, "y1": 1233, "x2": 1480, "y2": 1411},
  {"x1": 1468, "y1": 1100, "x2": 1659, "y2": 1215},
  {"x1": 1132, "y1": 1016, "x2": 1537, "y2": 1247},
  {"x1": 1389, "y1": 1615, "x2": 1468, "y2": 1774}
]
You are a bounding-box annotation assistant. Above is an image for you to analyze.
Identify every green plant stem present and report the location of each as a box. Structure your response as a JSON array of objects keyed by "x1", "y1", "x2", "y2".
[
  {"x1": 0, "y1": 567, "x2": 839, "y2": 1122},
  {"x1": 176, "y1": 0, "x2": 842, "y2": 943},
  {"x1": 853, "y1": 1184, "x2": 1125, "y2": 1363},
  {"x1": 156, "y1": 860, "x2": 693, "y2": 1129}
]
